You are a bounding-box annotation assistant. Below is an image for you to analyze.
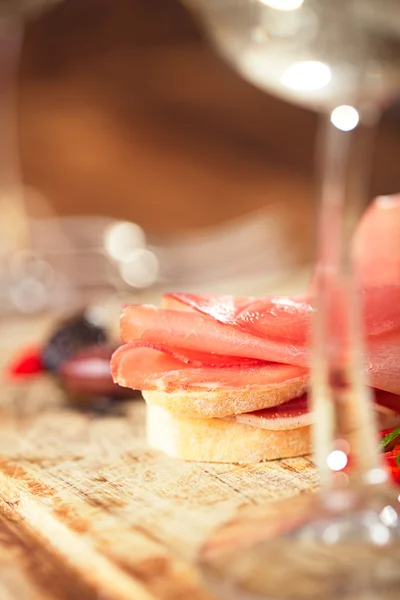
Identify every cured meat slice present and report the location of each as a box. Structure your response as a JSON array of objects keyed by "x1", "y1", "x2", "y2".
[
  {"x1": 234, "y1": 389, "x2": 400, "y2": 431},
  {"x1": 375, "y1": 388, "x2": 400, "y2": 413},
  {"x1": 365, "y1": 331, "x2": 400, "y2": 395},
  {"x1": 112, "y1": 342, "x2": 264, "y2": 368},
  {"x1": 164, "y1": 293, "x2": 311, "y2": 343},
  {"x1": 162, "y1": 294, "x2": 257, "y2": 322},
  {"x1": 353, "y1": 195, "x2": 400, "y2": 287},
  {"x1": 230, "y1": 297, "x2": 312, "y2": 343},
  {"x1": 165, "y1": 288, "x2": 400, "y2": 341},
  {"x1": 120, "y1": 305, "x2": 308, "y2": 366},
  {"x1": 362, "y1": 285, "x2": 400, "y2": 337},
  {"x1": 162, "y1": 293, "x2": 252, "y2": 316},
  {"x1": 234, "y1": 395, "x2": 310, "y2": 430},
  {"x1": 111, "y1": 344, "x2": 308, "y2": 393}
]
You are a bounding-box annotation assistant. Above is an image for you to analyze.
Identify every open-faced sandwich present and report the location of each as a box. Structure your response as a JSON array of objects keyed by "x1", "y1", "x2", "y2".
[
  {"x1": 111, "y1": 196, "x2": 400, "y2": 463},
  {"x1": 111, "y1": 292, "x2": 400, "y2": 463}
]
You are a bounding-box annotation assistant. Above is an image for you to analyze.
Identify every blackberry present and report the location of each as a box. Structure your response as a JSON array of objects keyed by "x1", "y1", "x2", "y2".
[{"x1": 41, "y1": 311, "x2": 108, "y2": 373}]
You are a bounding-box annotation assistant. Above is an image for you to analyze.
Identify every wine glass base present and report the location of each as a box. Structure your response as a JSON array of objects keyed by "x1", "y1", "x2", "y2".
[{"x1": 198, "y1": 486, "x2": 400, "y2": 600}]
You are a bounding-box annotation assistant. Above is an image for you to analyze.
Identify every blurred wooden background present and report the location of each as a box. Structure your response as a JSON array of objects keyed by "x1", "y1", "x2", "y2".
[{"x1": 18, "y1": 0, "x2": 400, "y2": 236}]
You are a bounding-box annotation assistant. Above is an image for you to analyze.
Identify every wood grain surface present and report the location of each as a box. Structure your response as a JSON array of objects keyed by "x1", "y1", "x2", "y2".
[{"x1": 0, "y1": 315, "x2": 318, "y2": 600}]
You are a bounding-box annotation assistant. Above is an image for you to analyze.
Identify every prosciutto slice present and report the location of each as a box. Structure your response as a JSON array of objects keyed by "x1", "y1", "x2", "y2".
[
  {"x1": 165, "y1": 287, "x2": 400, "y2": 342},
  {"x1": 120, "y1": 305, "x2": 308, "y2": 366},
  {"x1": 233, "y1": 390, "x2": 400, "y2": 431},
  {"x1": 111, "y1": 344, "x2": 308, "y2": 393},
  {"x1": 111, "y1": 342, "x2": 265, "y2": 368},
  {"x1": 353, "y1": 194, "x2": 400, "y2": 288},
  {"x1": 162, "y1": 294, "x2": 256, "y2": 321},
  {"x1": 234, "y1": 395, "x2": 311, "y2": 430},
  {"x1": 164, "y1": 293, "x2": 312, "y2": 343}
]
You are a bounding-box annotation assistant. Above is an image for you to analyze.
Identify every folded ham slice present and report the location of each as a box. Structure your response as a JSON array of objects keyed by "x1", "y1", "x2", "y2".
[
  {"x1": 111, "y1": 343, "x2": 308, "y2": 393},
  {"x1": 233, "y1": 395, "x2": 311, "y2": 430},
  {"x1": 111, "y1": 342, "x2": 265, "y2": 368},
  {"x1": 164, "y1": 287, "x2": 400, "y2": 342},
  {"x1": 353, "y1": 194, "x2": 400, "y2": 288},
  {"x1": 163, "y1": 293, "x2": 312, "y2": 344},
  {"x1": 120, "y1": 304, "x2": 308, "y2": 366},
  {"x1": 233, "y1": 389, "x2": 400, "y2": 431}
]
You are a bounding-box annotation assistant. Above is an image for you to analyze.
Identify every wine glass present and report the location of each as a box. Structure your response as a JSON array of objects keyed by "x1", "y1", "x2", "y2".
[{"x1": 182, "y1": 1, "x2": 400, "y2": 598}]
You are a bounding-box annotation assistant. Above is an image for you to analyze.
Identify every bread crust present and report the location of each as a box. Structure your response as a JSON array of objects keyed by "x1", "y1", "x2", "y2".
[
  {"x1": 142, "y1": 377, "x2": 307, "y2": 418},
  {"x1": 146, "y1": 404, "x2": 311, "y2": 463}
]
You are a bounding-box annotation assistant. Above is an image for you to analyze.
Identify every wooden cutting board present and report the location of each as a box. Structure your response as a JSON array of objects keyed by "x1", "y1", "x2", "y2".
[
  {"x1": 0, "y1": 365, "x2": 317, "y2": 599},
  {"x1": 0, "y1": 283, "x2": 317, "y2": 600}
]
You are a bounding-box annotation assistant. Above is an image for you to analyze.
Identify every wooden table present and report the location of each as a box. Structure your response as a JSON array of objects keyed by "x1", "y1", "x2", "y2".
[{"x1": 0, "y1": 299, "x2": 318, "y2": 600}]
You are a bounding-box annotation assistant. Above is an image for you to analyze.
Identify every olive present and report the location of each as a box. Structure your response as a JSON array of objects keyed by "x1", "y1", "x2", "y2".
[{"x1": 58, "y1": 345, "x2": 136, "y2": 400}]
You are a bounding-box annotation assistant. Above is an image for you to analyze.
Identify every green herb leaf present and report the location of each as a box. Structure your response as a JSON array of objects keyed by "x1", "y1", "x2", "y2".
[
  {"x1": 380, "y1": 427, "x2": 400, "y2": 452},
  {"x1": 396, "y1": 454, "x2": 400, "y2": 469}
]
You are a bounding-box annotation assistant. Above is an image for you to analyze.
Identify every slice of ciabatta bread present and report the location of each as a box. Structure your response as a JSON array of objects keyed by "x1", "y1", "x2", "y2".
[
  {"x1": 142, "y1": 376, "x2": 308, "y2": 419},
  {"x1": 146, "y1": 404, "x2": 311, "y2": 463}
]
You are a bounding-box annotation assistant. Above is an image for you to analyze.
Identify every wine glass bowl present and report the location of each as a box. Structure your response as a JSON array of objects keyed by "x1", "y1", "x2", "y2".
[{"x1": 185, "y1": 0, "x2": 400, "y2": 112}]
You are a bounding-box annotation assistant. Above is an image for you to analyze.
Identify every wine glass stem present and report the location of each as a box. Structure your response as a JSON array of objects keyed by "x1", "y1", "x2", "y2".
[{"x1": 311, "y1": 110, "x2": 385, "y2": 492}]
